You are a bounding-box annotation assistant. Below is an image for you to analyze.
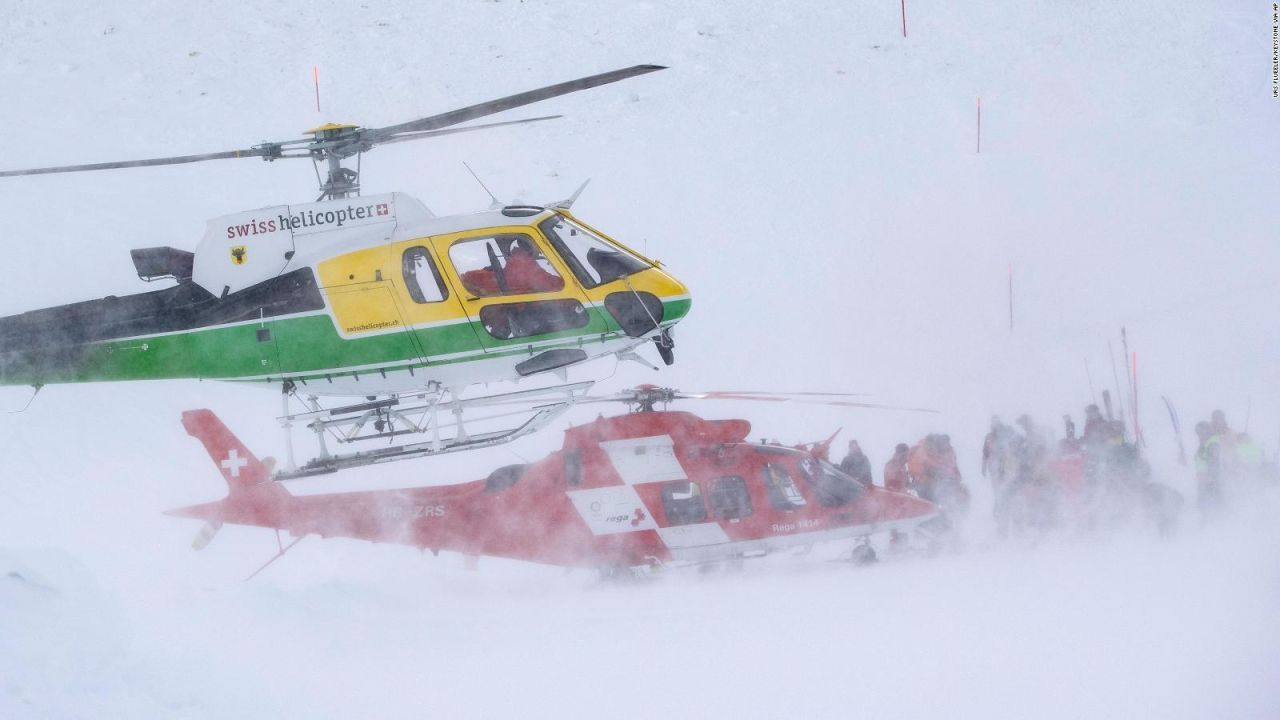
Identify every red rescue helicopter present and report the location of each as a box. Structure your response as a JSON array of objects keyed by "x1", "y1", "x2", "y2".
[{"x1": 168, "y1": 386, "x2": 939, "y2": 573}]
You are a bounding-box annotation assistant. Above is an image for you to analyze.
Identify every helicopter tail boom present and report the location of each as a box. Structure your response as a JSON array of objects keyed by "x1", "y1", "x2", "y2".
[
  {"x1": 180, "y1": 409, "x2": 289, "y2": 499},
  {"x1": 166, "y1": 409, "x2": 291, "y2": 536}
]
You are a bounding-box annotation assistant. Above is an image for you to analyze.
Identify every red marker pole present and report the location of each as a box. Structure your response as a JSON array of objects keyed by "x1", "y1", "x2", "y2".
[
  {"x1": 901, "y1": 0, "x2": 908, "y2": 38},
  {"x1": 976, "y1": 96, "x2": 982, "y2": 153},
  {"x1": 314, "y1": 65, "x2": 321, "y2": 113}
]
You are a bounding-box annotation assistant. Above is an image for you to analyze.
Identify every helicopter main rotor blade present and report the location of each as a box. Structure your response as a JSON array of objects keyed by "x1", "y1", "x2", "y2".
[
  {"x1": 678, "y1": 393, "x2": 938, "y2": 413},
  {"x1": 0, "y1": 145, "x2": 296, "y2": 178},
  {"x1": 512, "y1": 387, "x2": 938, "y2": 414},
  {"x1": 374, "y1": 115, "x2": 564, "y2": 147},
  {"x1": 806, "y1": 400, "x2": 939, "y2": 414},
  {"x1": 0, "y1": 66, "x2": 662, "y2": 182},
  {"x1": 687, "y1": 390, "x2": 873, "y2": 400},
  {"x1": 363, "y1": 64, "x2": 666, "y2": 142}
]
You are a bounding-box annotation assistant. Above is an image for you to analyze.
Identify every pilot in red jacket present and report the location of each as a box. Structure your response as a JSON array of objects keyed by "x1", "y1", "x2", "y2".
[{"x1": 504, "y1": 244, "x2": 564, "y2": 294}]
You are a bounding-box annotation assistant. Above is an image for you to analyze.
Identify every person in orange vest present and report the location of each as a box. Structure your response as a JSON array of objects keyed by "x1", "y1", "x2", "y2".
[
  {"x1": 908, "y1": 434, "x2": 963, "y2": 504},
  {"x1": 883, "y1": 443, "x2": 912, "y2": 492},
  {"x1": 882, "y1": 442, "x2": 913, "y2": 550},
  {"x1": 907, "y1": 435, "x2": 971, "y2": 539}
]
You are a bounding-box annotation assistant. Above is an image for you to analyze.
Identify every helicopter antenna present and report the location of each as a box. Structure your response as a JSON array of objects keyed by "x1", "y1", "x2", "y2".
[
  {"x1": 463, "y1": 162, "x2": 502, "y2": 208},
  {"x1": 550, "y1": 178, "x2": 591, "y2": 209}
]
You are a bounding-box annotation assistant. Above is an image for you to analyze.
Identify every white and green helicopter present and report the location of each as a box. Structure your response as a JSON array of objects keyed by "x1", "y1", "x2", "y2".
[{"x1": 0, "y1": 65, "x2": 690, "y2": 478}]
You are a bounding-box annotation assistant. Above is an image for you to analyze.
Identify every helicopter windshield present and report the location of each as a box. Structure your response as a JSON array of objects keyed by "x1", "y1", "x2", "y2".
[
  {"x1": 798, "y1": 458, "x2": 862, "y2": 508},
  {"x1": 539, "y1": 216, "x2": 651, "y2": 288}
]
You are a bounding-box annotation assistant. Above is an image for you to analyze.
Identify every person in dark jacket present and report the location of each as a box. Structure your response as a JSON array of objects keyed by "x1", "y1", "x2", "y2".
[
  {"x1": 839, "y1": 439, "x2": 873, "y2": 486},
  {"x1": 1082, "y1": 404, "x2": 1108, "y2": 450}
]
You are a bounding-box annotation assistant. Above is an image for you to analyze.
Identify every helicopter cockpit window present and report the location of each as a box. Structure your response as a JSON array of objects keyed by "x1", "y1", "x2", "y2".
[
  {"x1": 449, "y1": 234, "x2": 565, "y2": 297},
  {"x1": 709, "y1": 475, "x2": 753, "y2": 521},
  {"x1": 539, "y1": 216, "x2": 651, "y2": 289},
  {"x1": 798, "y1": 458, "x2": 862, "y2": 508},
  {"x1": 402, "y1": 247, "x2": 448, "y2": 304},
  {"x1": 762, "y1": 463, "x2": 807, "y2": 511},
  {"x1": 660, "y1": 480, "x2": 708, "y2": 526}
]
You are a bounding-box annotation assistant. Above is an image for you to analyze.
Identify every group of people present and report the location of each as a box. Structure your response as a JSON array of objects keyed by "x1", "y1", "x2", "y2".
[
  {"x1": 834, "y1": 403, "x2": 1275, "y2": 544},
  {"x1": 839, "y1": 434, "x2": 971, "y2": 544},
  {"x1": 841, "y1": 436, "x2": 967, "y2": 504},
  {"x1": 1193, "y1": 410, "x2": 1273, "y2": 519},
  {"x1": 835, "y1": 400, "x2": 1215, "y2": 543},
  {"x1": 981, "y1": 406, "x2": 1183, "y2": 537}
]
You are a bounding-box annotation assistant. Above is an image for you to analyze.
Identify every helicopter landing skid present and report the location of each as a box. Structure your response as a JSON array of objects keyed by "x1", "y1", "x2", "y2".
[{"x1": 274, "y1": 381, "x2": 594, "y2": 480}]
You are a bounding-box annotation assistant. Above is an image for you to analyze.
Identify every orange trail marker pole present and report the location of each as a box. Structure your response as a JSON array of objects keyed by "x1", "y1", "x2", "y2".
[
  {"x1": 901, "y1": 0, "x2": 908, "y2": 38},
  {"x1": 976, "y1": 96, "x2": 982, "y2": 153},
  {"x1": 314, "y1": 65, "x2": 321, "y2": 113}
]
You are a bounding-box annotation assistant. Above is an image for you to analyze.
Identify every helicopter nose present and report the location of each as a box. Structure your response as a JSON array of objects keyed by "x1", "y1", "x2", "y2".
[
  {"x1": 665, "y1": 284, "x2": 692, "y2": 324},
  {"x1": 659, "y1": 273, "x2": 692, "y2": 325}
]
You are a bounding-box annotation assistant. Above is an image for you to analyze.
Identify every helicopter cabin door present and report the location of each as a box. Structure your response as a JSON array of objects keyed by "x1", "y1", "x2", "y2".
[
  {"x1": 388, "y1": 239, "x2": 481, "y2": 364},
  {"x1": 430, "y1": 227, "x2": 602, "y2": 371},
  {"x1": 310, "y1": 243, "x2": 427, "y2": 376}
]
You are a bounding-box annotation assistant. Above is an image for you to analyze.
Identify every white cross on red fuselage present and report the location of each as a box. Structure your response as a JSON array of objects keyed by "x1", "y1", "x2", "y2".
[{"x1": 221, "y1": 449, "x2": 250, "y2": 477}]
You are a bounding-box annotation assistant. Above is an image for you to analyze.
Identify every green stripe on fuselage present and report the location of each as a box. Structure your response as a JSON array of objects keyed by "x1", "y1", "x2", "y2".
[{"x1": 0, "y1": 297, "x2": 692, "y2": 387}]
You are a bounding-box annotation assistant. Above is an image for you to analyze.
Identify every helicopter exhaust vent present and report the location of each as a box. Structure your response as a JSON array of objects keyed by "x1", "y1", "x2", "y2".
[{"x1": 131, "y1": 247, "x2": 194, "y2": 283}]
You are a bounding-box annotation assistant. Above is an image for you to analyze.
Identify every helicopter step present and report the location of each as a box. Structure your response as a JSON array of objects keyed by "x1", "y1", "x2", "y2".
[{"x1": 275, "y1": 380, "x2": 594, "y2": 480}]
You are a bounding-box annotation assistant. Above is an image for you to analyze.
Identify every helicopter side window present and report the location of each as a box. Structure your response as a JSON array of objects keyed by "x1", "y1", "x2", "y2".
[
  {"x1": 708, "y1": 476, "x2": 753, "y2": 521},
  {"x1": 402, "y1": 247, "x2": 448, "y2": 303},
  {"x1": 479, "y1": 299, "x2": 589, "y2": 340},
  {"x1": 762, "y1": 464, "x2": 807, "y2": 511},
  {"x1": 449, "y1": 234, "x2": 565, "y2": 297},
  {"x1": 539, "y1": 216, "x2": 651, "y2": 289},
  {"x1": 660, "y1": 480, "x2": 708, "y2": 526},
  {"x1": 798, "y1": 458, "x2": 862, "y2": 508}
]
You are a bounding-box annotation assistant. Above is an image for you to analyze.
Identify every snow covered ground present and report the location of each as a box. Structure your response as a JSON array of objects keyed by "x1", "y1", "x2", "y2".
[
  {"x1": 4, "y1": 519, "x2": 1278, "y2": 719},
  {"x1": 0, "y1": 1, "x2": 1277, "y2": 717}
]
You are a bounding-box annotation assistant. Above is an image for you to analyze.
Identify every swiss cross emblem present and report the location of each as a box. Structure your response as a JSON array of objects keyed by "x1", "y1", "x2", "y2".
[
  {"x1": 376, "y1": 203, "x2": 389, "y2": 216},
  {"x1": 221, "y1": 449, "x2": 249, "y2": 477}
]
